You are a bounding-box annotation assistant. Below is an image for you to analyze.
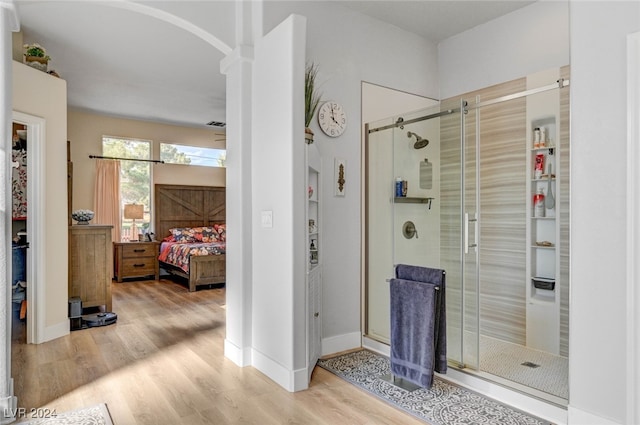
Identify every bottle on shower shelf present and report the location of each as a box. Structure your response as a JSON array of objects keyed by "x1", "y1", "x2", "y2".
[
  {"x1": 533, "y1": 188, "x2": 545, "y2": 218},
  {"x1": 395, "y1": 177, "x2": 403, "y2": 198}
]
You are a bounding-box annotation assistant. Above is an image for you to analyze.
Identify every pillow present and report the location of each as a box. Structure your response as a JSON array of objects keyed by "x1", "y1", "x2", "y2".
[
  {"x1": 214, "y1": 224, "x2": 226, "y2": 241},
  {"x1": 169, "y1": 227, "x2": 219, "y2": 243},
  {"x1": 169, "y1": 228, "x2": 196, "y2": 243},
  {"x1": 194, "y1": 226, "x2": 219, "y2": 243}
]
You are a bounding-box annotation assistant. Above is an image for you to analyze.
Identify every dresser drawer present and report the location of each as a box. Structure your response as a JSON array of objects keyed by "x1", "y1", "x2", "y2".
[
  {"x1": 121, "y1": 258, "x2": 157, "y2": 276},
  {"x1": 121, "y1": 243, "x2": 156, "y2": 258}
]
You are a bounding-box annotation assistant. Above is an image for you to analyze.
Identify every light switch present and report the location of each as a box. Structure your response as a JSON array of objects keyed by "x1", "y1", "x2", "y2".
[{"x1": 261, "y1": 210, "x2": 273, "y2": 228}]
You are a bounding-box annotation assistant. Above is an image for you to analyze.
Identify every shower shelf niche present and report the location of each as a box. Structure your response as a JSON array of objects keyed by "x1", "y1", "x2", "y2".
[
  {"x1": 526, "y1": 112, "x2": 560, "y2": 356},
  {"x1": 393, "y1": 197, "x2": 434, "y2": 204}
]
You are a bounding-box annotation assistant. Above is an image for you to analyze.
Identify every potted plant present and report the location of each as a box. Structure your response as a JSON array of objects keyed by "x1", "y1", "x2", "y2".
[
  {"x1": 23, "y1": 43, "x2": 51, "y2": 72},
  {"x1": 305, "y1": 62, "x2": 322, "y2": 144}
]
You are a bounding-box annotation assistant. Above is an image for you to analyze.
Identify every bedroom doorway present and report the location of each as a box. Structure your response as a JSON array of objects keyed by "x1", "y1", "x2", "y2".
[
  {"x1": 11, "y1": 111, "x2": 45, "y2": 344},
  {"x1": 11, "y1": 121, "x2": 28, "y2": 343}
]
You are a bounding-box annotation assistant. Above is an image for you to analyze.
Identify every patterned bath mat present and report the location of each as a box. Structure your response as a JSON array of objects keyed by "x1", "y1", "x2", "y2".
[
  {"x1": 15, "y1": 403, "x2": 113, "y2": 425},
  {"x1": 317, "y1": 350, "x2": 551, "y2": 425}
]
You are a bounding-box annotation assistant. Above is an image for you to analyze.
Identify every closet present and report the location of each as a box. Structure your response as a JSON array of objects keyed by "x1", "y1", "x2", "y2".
[{"x1": 11, "y1": 123, "x2": 28, "y2": 338}]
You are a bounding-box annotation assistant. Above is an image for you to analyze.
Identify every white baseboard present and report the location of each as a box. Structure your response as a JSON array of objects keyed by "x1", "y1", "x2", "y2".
[
  {"x1": 251, "y1": 348, "x2": 308, "y2": 392},
  {"x1": 363, "y1": 336, "x2": 390, "y2": 356},
  {"x1": 445, "y1": 368, "x2": 567, "y2": 425},
  {"x1": 224, "y1": 338, "x2": 251, "y2": 367},
  {"x1": 568, "y1": 406, "x2": 621, "y2": 425},
  {"x1": 39, "y1": 320, "x2": 69, "y2": 343},
  {"x1": 321, "y1": 331, "x2": 361, "y2": 356},
  {"x1": 0, "y1": 378, "x2": 17, "y2": 424}
]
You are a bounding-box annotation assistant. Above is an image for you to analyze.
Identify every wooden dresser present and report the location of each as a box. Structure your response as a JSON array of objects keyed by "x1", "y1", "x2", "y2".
[
  {"x1": 69, "y1": 224, "x2": 113, "y2": 312},
  {"x1": 113, "y1": 241, "x2": 160, "y2": 282}
]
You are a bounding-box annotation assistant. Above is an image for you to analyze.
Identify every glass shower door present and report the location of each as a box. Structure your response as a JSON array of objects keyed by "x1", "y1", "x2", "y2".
[
  {"x1": 364, "y1": 101, "x2": 478, "y2": 368},
  {"x1": 439, "y1": 99, "x2": 479, "y2": 369}
]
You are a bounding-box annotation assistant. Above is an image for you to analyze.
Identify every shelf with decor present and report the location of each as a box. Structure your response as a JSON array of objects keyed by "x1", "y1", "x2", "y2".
[
  {"x1": 305, "y1": 138, "x2": 322, "y2": 384},
  {"x1": 526, "y1": 113, "x2": 561, "y2": 355}
]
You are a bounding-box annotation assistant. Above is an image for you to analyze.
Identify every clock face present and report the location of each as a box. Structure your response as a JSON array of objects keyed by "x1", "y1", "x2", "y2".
[{"x1": 318, "y1": 101, "x2": 347, "y2": 137}]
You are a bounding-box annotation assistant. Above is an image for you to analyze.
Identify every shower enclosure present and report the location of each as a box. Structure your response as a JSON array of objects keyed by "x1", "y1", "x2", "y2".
[{"x1": 364, "y1": 67, "x2": 570, "y2": 403}]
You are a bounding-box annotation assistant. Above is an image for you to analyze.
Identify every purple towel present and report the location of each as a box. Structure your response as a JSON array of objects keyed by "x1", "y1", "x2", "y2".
[
  {"x1": 390, "y1": 265, "x2": 446, "y2": 389},
  {"x1": 396, "y1": 264, "x2": 444, "y2": 286}
]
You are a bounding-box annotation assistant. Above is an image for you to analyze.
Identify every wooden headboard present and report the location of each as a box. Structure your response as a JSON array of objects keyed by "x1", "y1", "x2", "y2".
[{"x1": 154, "y1": 184, "x2": 225, "y2": 239}]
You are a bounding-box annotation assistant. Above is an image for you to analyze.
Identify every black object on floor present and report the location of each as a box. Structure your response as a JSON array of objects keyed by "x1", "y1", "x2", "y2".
[{"x1": 83, "y1": 312, "x2": 117, "y2": 328}]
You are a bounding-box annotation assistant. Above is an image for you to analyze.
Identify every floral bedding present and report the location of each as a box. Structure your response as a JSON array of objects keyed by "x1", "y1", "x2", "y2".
[
  {"x1": 158, "y1": 241, "x2": 225, "y2": 274},
  {"x1": 158, "y1": 224, "x2": 226, "y2": 273}
]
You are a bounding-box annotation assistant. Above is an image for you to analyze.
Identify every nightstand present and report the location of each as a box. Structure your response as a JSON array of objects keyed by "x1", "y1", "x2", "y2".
[{"x1": 113, "y1": 241, "x2": 160, "y2": 282}]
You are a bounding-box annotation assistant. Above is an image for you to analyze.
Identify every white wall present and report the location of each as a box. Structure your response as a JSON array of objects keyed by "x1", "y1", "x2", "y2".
[
  {"x1": 438, "y1": 1, "x2": 569, "y2": 99},
  {"x1": 12, "y1": 61, "x2": 68, "y2": 340},
  {"x1": 568, "y1": 2, "x2": 639, "y2": 423},
  {"x1": 264, "y1": 1, "x2": 439, "y2": 353},
  {"x1": 250, "y1": 14, "x2": 307, "y2": 391}
]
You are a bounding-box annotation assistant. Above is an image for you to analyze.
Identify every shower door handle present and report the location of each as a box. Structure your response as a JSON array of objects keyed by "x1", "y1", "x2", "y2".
[{"x1": 465, "y1": 212, "x2": 478, "y2": 254}]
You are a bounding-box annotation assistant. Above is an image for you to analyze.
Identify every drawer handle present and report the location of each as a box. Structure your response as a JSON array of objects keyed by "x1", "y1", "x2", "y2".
[
  {"x1": 133, "y1": 263, "x2": 145, "y2": 267},
  {"x1": 133, "y1": 249, "x2": 146, "y2": 253}
]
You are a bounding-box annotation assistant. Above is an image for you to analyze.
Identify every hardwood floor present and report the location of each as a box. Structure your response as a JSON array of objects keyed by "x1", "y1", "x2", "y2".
[{"x1": 11, "y1": 279, "x2": 424, "y2": 424}]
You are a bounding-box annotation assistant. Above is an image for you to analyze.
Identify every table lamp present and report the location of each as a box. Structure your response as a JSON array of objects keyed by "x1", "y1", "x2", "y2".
[{"x1": 123, "y1": 203, "x2": 144, "y2": 241}]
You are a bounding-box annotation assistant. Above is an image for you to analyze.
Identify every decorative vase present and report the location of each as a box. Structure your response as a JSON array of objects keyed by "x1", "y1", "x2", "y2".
[
  {"x1": 24, "y1": 56, "x2": 48, "y2": 72},
  {"x1": 71, "y1": 209, "x2": 94, "y2": 225},
  {"x1": 305, "y1": 128, "x2": 314, "y2": 144}
]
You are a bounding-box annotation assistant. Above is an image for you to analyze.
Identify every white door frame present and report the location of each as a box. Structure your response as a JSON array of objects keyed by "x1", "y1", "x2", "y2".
[
  {"x1": 11, "y1": 111, "x2": 44, "y2": 344},
  {"x1": 626, "y1": 30, "x2": 640, "y2": 425}
]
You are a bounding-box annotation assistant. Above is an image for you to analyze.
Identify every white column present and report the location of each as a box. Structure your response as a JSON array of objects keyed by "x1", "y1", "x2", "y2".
[
  {"x1": 220, "y1": 0, "x2": 261, "y2": 368},
  {"x1": 220, "y1": 0, "x2": 257, "y2": 365},
  {"x1": 0, "y1": 1, "x2": 19, "y2": 421},
  {"x1": 220, "y1": 46, "x2": 253, "y2": 366}
]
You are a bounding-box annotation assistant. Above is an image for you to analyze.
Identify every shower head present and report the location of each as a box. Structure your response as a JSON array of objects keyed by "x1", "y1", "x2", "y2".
[{"x1": 407, "y1": 131, "x2": 429, "y2": 149}]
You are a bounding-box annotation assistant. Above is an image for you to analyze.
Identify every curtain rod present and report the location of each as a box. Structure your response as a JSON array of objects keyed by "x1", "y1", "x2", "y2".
[{"x1": 89, "y1": 154, "x2": 165, "y2": 164}]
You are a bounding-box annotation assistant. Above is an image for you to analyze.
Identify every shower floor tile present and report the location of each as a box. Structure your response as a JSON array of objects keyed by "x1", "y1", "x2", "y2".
[{"x1": 479, "y1": 335, "x2": 569, "y2": 399}]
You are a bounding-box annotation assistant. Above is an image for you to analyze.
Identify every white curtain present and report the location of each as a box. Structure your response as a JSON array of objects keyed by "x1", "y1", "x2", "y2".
[{"x1": 93, "y1": 159, "x2": 121, "y2": 244}]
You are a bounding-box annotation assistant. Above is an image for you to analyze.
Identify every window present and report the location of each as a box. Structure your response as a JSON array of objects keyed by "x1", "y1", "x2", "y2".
[
  {"x1": 102, "y1": 136, "x2": 151, "y2": 241},
  {"x1": 160, "y1": 142, "x2": 226, "y2": 167}
]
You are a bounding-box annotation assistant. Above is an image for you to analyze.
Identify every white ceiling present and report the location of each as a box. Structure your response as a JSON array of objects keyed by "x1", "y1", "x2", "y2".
[
  {"x1": 340, "y1": 1, "x2": 535, "y2": 42},
  {"x1": 15, "y1": 1, "x2": 535, "y2": 129}
]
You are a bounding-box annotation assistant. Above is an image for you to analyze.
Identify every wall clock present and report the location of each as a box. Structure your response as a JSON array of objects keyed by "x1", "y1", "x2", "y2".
[{"x1": 318, "y1": 101, "x2": 347, "y2": 137}]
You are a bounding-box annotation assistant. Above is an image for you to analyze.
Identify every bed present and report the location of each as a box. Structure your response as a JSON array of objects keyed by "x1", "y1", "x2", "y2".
[{"x1": 154, "y1": 184, "x2": 226, "y2": 291}]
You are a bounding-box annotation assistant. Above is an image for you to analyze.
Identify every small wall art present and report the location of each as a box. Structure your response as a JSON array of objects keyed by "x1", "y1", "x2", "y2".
[{"x1": 335, "y1": 158, "x2": 346, "y2": 197}]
